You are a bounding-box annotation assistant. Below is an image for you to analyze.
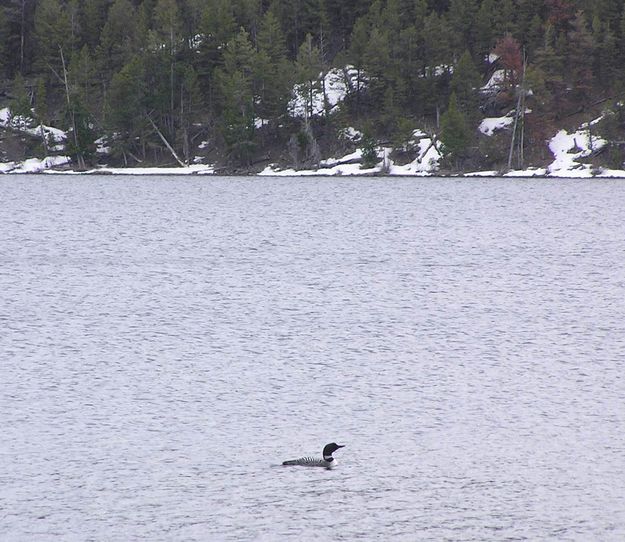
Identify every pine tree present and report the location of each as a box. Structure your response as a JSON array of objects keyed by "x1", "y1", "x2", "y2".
[
  {"x1": 196, "y1": 0, "x2": 236, "y2": 81},
  {"x1": 78, "y1": 0, "x2": 109, "y2": 51},
  {"x1": 595, "y1": 19, "x2": 619, "y2": 88},
  {"x1": 216, "y1": 28, "x2": 257, "y2": 163},
  {"x1": 447, "y1": 0, "x2": 479, "y2": 57},
  {"x1": 4, "y1": 0, "x2": 34, "y2": 75},
  {"x1": 295, "y1": 33, "x2": 323, "y2": 119},
  {"x1": 108, "y1": 56, "x2": 148, "y2": 159},
  {"x1": 534, "y1": 24, "x2": 566, "y2": 116},
  {"x1": 348, "y1": 15, "x2": 370, "y2": 109},
  {"x1": 475, "y1": 0, "x2": 495, "y2": 61},
  {"x1": 0, "y1": 8, "x2": 8, "y2": 76},
  {"x1": 33, "y1": 0, "x2": 73, "y2": 80},
  {"x1": 362, "y1": 26, "x2": 390, "y2": 103},
  {"x1": 97, "y1": 0, "x2": 139, "y2": 79},
  {"x1": 440, "y1": 92, "x2": 470, "y2": 167},
  {"x1": 491, "y1": 0, "x2": 517, "y2": 38},
  {"x1": 152, "y1": 0, "x2": 183, "y2": 135},
  {"x1": 567, "y1": 11, "x2": 595, "y2": 104},
  {"x1": 256, "y1": 10, "x2": 292, "y2": 127},
  {"x1": 68, "y1": 45, "x2": 96, "y2": 110},
  {"x1": 451, "y1": 50, "x2": 480, "y2": 118},
  {"x1": 322, "y1": 0, "x2": 370, "y2": 50}
]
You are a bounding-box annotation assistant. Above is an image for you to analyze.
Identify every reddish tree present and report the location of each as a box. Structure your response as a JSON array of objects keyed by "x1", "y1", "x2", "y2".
[{"x1": 493, "y1": 33, "x2": 523, "y2": 86}]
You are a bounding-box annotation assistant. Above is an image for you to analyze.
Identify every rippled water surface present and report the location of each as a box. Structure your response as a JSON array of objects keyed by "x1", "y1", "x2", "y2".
[{"x1": 2, "y1": 175, "x2": 625, "y2": 541}]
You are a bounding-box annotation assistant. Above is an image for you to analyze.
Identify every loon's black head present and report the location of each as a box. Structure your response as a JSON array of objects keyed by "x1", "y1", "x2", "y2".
[{"x1": 323, "y1": 442, "x2": 345, "y2": 460}]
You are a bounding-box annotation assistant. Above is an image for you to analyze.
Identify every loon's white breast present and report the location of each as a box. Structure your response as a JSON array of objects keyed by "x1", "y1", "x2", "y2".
[{"x1": 282, "y1": 443, "x2": 345, "y2": 469}]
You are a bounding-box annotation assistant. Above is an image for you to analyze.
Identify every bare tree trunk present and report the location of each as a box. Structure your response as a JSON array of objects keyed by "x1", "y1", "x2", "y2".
[
  {"x1": 60, "y1": 45, "x2": 86, "y2": 170},
  {"x1": 147, "y1": 114, "x2": 185, "y2": 167}
]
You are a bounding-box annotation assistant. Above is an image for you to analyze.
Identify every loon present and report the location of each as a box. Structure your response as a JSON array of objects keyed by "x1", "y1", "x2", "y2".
[{"x1": 282, "y1": 442, "x2": 345, "y2": 469}]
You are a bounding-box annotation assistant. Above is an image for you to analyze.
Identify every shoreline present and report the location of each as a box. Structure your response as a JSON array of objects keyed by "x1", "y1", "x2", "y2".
[{"x1": 2, "y1": 168, "x2": 625, "y2": 179}]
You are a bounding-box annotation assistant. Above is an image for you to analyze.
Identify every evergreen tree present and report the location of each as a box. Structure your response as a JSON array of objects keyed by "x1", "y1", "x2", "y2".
[
  {"x1": 196, "y1": 0, "x2": 236, "y2": 82},
  {"x1": 534, "y1": 24, "x2": 566, "y2": 116},
  {"x1": 440, "y1": 92, "x2": 470, "y2": 166},
  {"x1": 567, "y1": 11, "x2": 595, "y2": 103},
  {"x1": 67, "y1": 45, "x2": 97, "y2": 112},
  {"x1": 491, "y1": 0, "x2": 517, "y2": 38},
  {"x1": 0, "y1": 8, "x2": 8, "y2": 76},
  {"x1": 295, "y1": 33, "x2": 323, "y2": 119},
  {"x1": 78, "y1": 0, "x2": 109, "y2": 51},
  {"x1": 98, "y1": 0, "x2": 140, "y2": 79},
  {"x1": 447, "y1": 0, "x2": 479, "y2": 57},
  {"x1": 108, "y1": 56, "x2": 148, "y2": 159},
  {"x1": 152, "y1": 0, "x2": 183, "y2": 135},
  {"x1": 10, "y1": 73, "x2": 32, "y2": 118},
  {"x1": 216, "y1": 28, "x2": 257, "y2": 163},
  {"x1": 4, "y1": 0, "x2": 34, "y2": 75},
  {"x1": 33, "y1": 0, "x2": 73, "y2": 80},
  {"x1": 594, "y1": 18, "x2": 619, "y2": 88},
  {"x1": 348, "y1": 15, "x2": 370, "y2": 108},
  {"x1": 362, "y1": 26, "x2": 391, "y2": 104},
  {"x1": 475, "y1": 0, "x2": 495, "y2": 61},
  {"x1": 451, "y1": 50, "x2": 480, "y2": 118},
  {"x1": 322, "y1": 0, "x2": 370, "y2": 51},
  {"x1": 256, "y1": 10, "x2": 292, "y2": 127}
]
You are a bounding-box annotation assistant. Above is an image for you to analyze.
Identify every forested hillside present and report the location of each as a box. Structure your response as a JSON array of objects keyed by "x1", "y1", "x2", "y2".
[{"x1": 2, "y1": 0, "x2": 625, "y2": 172}]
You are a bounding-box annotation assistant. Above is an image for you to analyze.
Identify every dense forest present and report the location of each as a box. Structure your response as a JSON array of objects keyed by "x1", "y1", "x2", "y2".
[{"x1": 2, "y1": 0, "x2": 625, "y2": 172}]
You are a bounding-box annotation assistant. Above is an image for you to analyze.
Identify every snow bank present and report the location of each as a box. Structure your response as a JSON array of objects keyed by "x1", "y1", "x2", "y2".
[
  {"x1": 481, "y1": 69, "x2": 506, "y2": 92},
  {"x1": 0, "y1": 107, "x2": 67, "y2": 149},
  {"x1": 547, "y1": 125, "x2": 606, "y2": 176},
  {"x1": 389, "y1": 134, "x2": 443, "y2": 175},
  {"x1": 89, "y1": 164, "x2": 215, "y2": 175},
  {"x1": 290, "y1": 66, "x2": 360, "y2": 118},
  {"x1": 479, "y1": 115, "x2": 514, "y2": 136},
  {"x1": 260, "y1": 129, "x2": 442, "y2": 177},
  {"x1": 0, "y1": 156, "x2": 71, "y2": 174}
]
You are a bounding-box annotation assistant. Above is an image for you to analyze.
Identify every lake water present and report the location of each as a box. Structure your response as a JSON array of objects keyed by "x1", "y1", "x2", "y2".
[{"x1": 2, "y1": 175, "x2": 625, "y2": 541}]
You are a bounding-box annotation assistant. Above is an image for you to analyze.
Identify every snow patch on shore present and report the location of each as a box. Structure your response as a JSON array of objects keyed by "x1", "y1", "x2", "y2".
[
  {"x1": 389, "y1": 134, "x2": 443, "y2": 175},
  {"x1": 547, "y1": 124, "x2": 606, "y2": 176},
  {"x1": 0, "y1": 155, "x2": 71, "y2": 174},
  {"x1": 260, "y1": 130, "x2": 442, "y2": 176},
  {"x1": 0, "y1": 107, "x2": 67, "y2": 149},
  {"x1": 90, "y1": 165, "x2": 216, "y2": 175}
]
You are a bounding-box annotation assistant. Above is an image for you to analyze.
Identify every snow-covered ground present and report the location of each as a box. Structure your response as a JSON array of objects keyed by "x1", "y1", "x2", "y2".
[
  {"x1": 0, "y1": 107, "x2": 67, "y2": 151},
  {"x1": 90, "y1": 165, "x2": 216, "y2": 175},
  {"x1": 289, "y1": 66, "x2": 360, "y2": 118},
  {"x1": 479, "y1": 115, "x2": 514, "y2": 136},
  {"x1": 0, "y1": 156, "x2": 71, "y2": 174},
  {"x1": 261, "y1": 129, "x2": 442, "y2": 177}
]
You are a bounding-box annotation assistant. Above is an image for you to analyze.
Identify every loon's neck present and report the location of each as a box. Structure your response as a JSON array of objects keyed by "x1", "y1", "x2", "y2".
[{"x1": 323, "y1": 455, "x2": 334, "y2": 462}]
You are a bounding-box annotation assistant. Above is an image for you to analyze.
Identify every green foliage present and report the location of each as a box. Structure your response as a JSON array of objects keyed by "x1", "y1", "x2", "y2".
[
  {"x1": 256, "y1": 10, "x2": 292, "y2": 125},
  {"x1": 440, "y1": 92, "x2": 471, "y2": 162},
  {"x1": 451, "y1": 50, "x2": 480, "y2": 117},
  {"x1": 10, "y1": 74, "x2": 32, "y2": 118},
  {"x1": 65, "y1": 97, "x2": 97, "y2": 164},
  {"x1": 97, "y1": 0, "x2": 140, "y2": 77},
  {"x1": 0, "y1": 8, "x2": 8, "y2": 76},
  {"x1": 216, "y1": 29, "x2": 257, "y2": 164},
  {"x1": 33, "y1": 0, "x2": 72, "y2": 79},
  {"x1": 109, "y1": 57, "x2": 147, "y2": 135},
  {"x1": 360, "y1": 133, "x2": 378, "y2": 168}
]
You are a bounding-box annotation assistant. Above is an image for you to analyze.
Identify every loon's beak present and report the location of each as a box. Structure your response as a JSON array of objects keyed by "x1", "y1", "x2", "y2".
[{"x1": 337, "y1": 444, "x2": 345, "y2": 448}]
